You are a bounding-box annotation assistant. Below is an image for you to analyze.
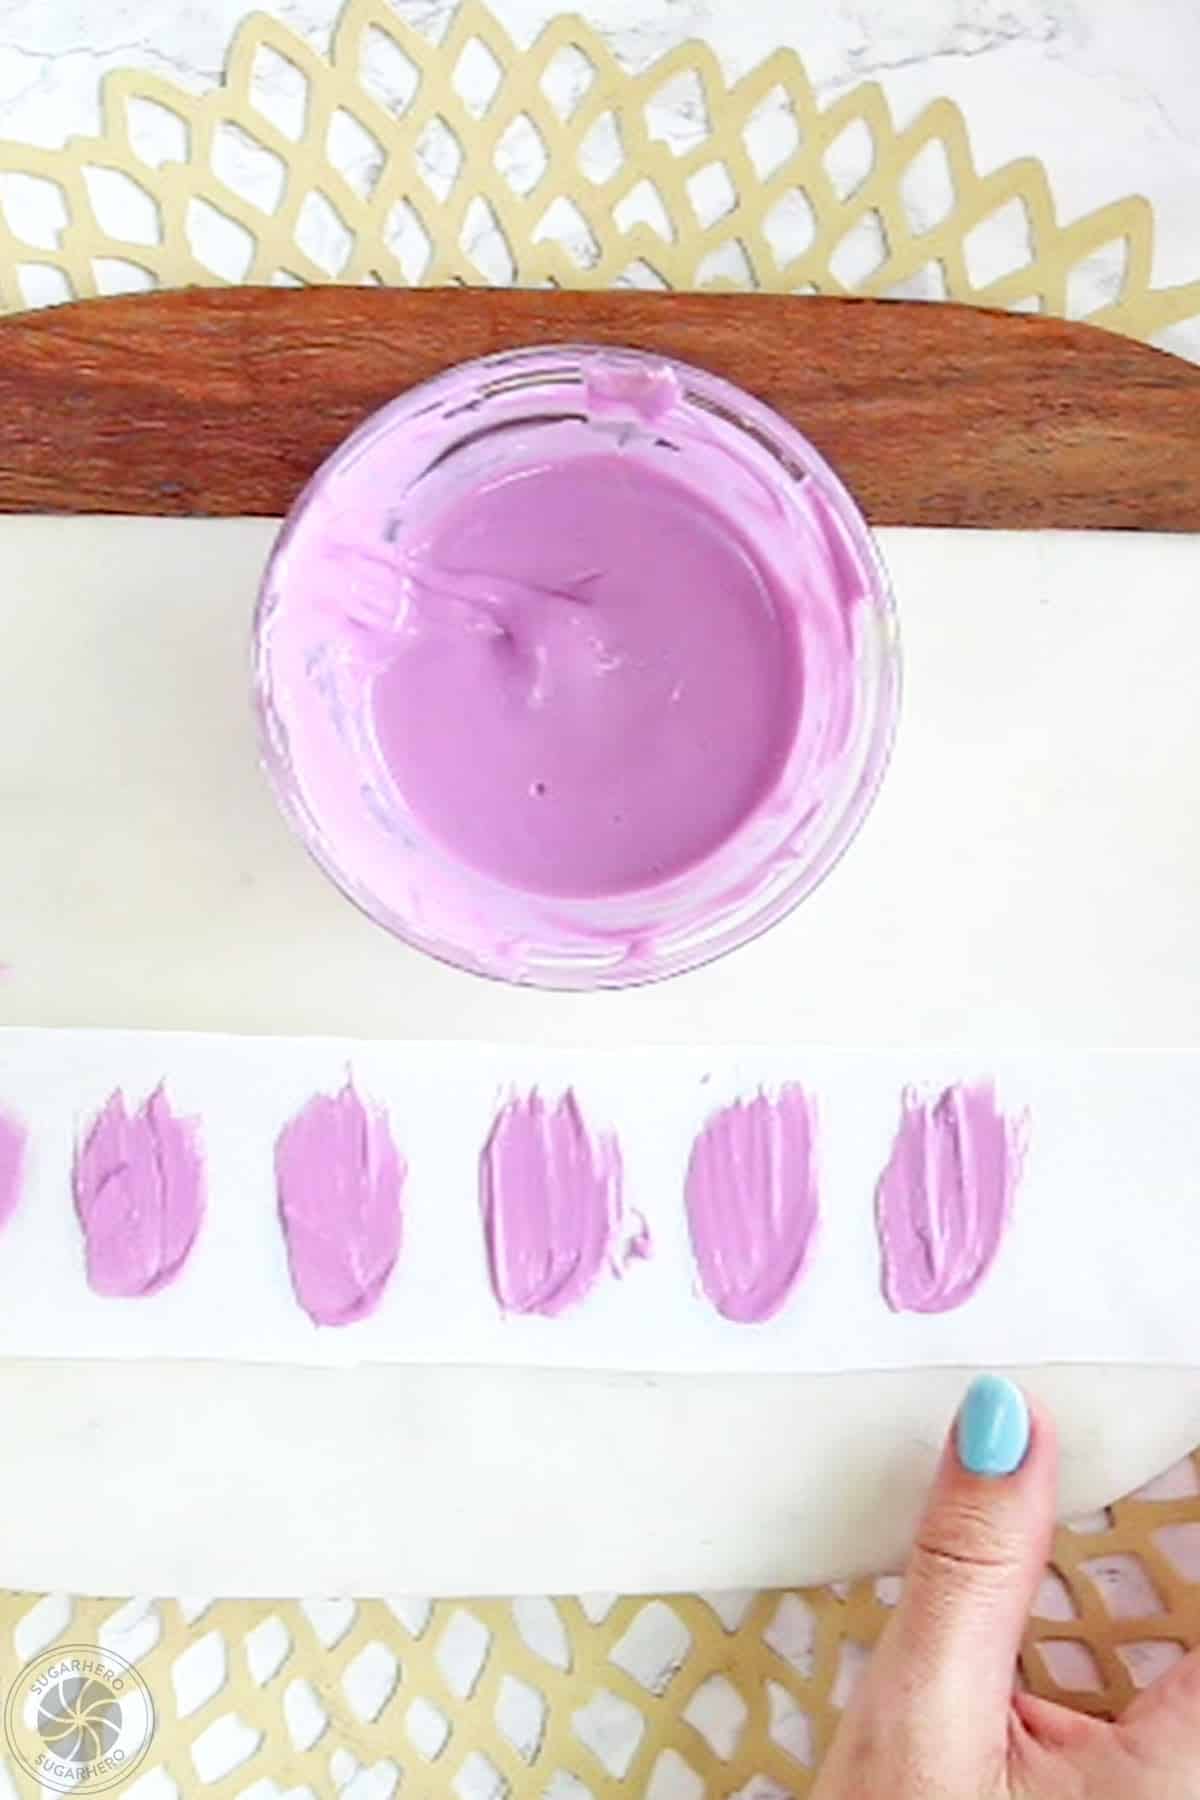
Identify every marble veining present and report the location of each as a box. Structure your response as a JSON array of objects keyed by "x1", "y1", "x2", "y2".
[{"x1": 0, "y1": 0, "x2": 1195, "y2": 358}]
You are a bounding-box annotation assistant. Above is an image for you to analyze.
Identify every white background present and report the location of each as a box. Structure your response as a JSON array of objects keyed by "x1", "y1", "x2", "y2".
[
  {"x1": 4, "y1": 523, "x2": 1200, "y2": 1047},
  {"x1": 1, "y1": 2, "x2": 1199, "y2": 1598}
]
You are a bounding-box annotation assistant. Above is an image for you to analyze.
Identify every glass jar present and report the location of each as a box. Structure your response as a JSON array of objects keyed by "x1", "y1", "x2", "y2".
[{"x1": 254, "y1": 344, "x2": 900, "y2": 988}]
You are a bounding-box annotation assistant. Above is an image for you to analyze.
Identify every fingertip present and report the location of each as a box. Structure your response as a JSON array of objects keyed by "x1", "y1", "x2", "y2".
[
  {"x1": 1122, "y1": 1644, "x2": 1200, "y2": 1745},
  {"x1": 942, "y1": 1378, "x2": 1058, "y2": 1490},
  {"x1": 870, "y1": 1381, "x2": 1063, "y2": 1742},
  {"x1": 1013, "y1": 1689, "x2": 1100, "y2": 1751},
  {"x1": 956, "y1": 1374, "x2": 1031, "y2": 1477},
  {"x1": 917, "y1": 1377, "x2": 1059, "y2": 1583},
  {"x1": 1023, "y1": 1391, "x2": 1059, "y2": 1464}
]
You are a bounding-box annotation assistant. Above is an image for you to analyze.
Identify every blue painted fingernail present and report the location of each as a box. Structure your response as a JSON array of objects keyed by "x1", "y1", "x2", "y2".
[{"x1": 956, "y1": 1375, "x2": 1030, "y2": 1477}]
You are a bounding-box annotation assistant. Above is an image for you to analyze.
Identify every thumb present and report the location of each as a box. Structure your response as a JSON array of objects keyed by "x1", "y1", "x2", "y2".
[
  {"x1": 1120, "y1": 1644, "x2": 1200, "y2": 1763},
  {"x1": 872, "y1": 1377, "x2": 1058, "y2": 1737}
]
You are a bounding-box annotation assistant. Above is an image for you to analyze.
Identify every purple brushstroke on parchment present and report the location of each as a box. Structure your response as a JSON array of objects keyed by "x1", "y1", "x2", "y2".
[
  {"x1": 0, "y1": 1108, "x2": 26, "y2": 1234},
  {"x1": 875, "y1": 1081, "x2": 1024, "y2": 1314},
  {"x1": 275, "y1": 1079, "x2": 406, "y2": 1327},
  {"x1": 73, "y1": 1086, "x2": 205, "y2": 1297},
  {"x1": 685, "y1": 1085, "x2": 820, "y2": 1324},
  {"x1": 480, "y1": 1089, "x2": 634, "y2": 1316}
]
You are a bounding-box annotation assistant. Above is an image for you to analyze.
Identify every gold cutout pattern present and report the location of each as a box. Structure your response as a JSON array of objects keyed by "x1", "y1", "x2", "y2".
[
  {"x1": 2, "y1": 6, "x2": 1200, "y2": 1792},
  {"x1": 0, "y1": 0, "x2": 1196, "y2": 348},
  {"x1": 2, "y1": 1457, "x2": 1200, "y2": 1796}
]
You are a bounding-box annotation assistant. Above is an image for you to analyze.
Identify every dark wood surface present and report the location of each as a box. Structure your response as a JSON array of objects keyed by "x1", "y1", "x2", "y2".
[{"x1": 1, "y1": 286, "x2": 1197, "y2": 528}]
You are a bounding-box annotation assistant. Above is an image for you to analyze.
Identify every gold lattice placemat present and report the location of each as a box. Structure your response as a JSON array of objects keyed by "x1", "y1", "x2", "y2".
[
  {"x1": 1, "y1": 5, "x2": 1200, "y2": 1794},
  {"x1": 3, "y1": 1456, "x2": 1200, "y2": 1797},
  {"x1": 0, "y1": 0, "x2": 1197, "y2": 345}
]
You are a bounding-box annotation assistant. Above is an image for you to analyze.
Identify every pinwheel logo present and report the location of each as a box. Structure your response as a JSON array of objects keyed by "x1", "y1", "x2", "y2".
[{"x1": 4, "y1": 1644, "x2": 155, "y2": 1793}]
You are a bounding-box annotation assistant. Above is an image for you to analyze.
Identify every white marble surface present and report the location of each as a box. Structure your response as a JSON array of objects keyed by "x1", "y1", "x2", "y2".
[
  {"x1": 4, "y1": 512, "x2": 1200, "y2": 1598},
  {"x1": 0, "y1": 0, "x2": 1197, "y2": 354},
  {"x1": 0, "y1": 0, "x2": 1198, "y2": 1685}
]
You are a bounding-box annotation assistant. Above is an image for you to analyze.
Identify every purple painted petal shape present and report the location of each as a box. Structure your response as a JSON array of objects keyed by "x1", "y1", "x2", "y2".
[
  {"x1": 685, "y1": 1085, "x2": 820, "y2": 1323},
  {"x1": 875, "y1": 1081, "x2": 1023, "y2": 1314},
  {"x1": 0, "y1": 1108, "x2": 26, "y2": 1233},
  {"x1": 276, "y1": 1080, "x2": 405, "y2": 1327},
  {"x1": 73, "y1": 1086, "x2": 205, "y2": 1297},
  {"x1": 480, "y1": 1089, "x2": 625, "y2": 1316}
]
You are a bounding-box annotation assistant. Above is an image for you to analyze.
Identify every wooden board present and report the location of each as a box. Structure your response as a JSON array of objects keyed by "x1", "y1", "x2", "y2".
[{"x1": 1, "y1": 287, "x2": 1198, "y2": 528}]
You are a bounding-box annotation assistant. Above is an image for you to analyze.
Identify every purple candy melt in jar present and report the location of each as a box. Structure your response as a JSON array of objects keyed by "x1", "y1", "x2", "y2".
[{"x1": 253, "y1": 344, "x2": 899, "y2": 988}]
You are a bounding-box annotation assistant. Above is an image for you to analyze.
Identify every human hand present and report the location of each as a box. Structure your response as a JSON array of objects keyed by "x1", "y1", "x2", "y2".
[{"x1": 812, "y1": 1376, "x2": 1200, "y2": 1798}]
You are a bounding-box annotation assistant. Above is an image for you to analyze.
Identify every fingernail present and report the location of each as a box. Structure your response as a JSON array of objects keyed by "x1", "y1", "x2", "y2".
[{"x1": 956, "y1": 1374, "x2": 1030, "y2": 1477}]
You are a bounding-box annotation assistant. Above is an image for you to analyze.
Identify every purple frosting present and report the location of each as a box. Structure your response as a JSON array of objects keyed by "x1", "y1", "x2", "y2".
[
  {"x1": 480, "y1": 1089, "x2": 630, "y2": 1316},
  {"x1": 875, "y1": 1081, "x2": 1024, "y2": 1314},
  {"x1": 275, "y1": 1079, "x2": 406, "y2": 1327},
  {"x1": 73, "y1": 1086, "x2": 205, "y2": 1297},
  {"x1": 0, "y1": 1108, "x2": 25, "y2": 1235},
  {"x1": 685, "y1": 1086, "x2": 820, "y2": 1323}
]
